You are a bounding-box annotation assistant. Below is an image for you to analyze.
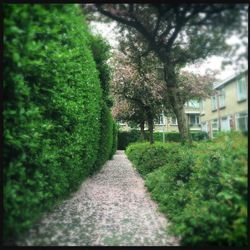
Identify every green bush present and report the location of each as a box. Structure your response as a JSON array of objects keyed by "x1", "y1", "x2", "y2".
[
  {"x1": 3, "y1": 4, "x2": 106, "y2": 242},
  {"x1": 94, "y1": 104, "x2": 113, "y2": 172},
  {"x1": 90, "y1": 34, "x2": 116, "y2": 169},
  {"x1": 127, "y1": 132, "x2": 247, "y2": 246},
  {"x1": 126, "y1": 142, "x2": 181, "y2": 177},
  {"x1": 117, "y1": 130, "x2": 141, "y2": 149},
  {"x1": 169, "y1": 133, "x2": 247, "y2": 246},
  {"x1": 89, "y1": 34, "x2": 111, "y2": 105},
  {"x1": 110, "y1": 122, "x2": 118, "y2": 159},
  {"x1": 118, "y1": 130, "x2": 208, "y2": 149},
  {"x1": 153, "y1": 131, "x2": 208, "y2": 142}
]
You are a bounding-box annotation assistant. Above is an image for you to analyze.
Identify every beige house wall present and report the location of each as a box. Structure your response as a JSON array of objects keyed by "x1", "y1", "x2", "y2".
[
  {"x1": 154, "y1": 117, "x2": 201, "y2": 132},
  {"x1": 201, "y1": 76, "x2": 248, "y2": 122},
  {"x1": 200, "y1": 70, "x2": 248, "y2": 137},
  {"x1": 119, "y1": 111, "x2": 201, "y2": 133},
  {"x1": 116, "y1": 70, "x2": 248, "y2": 135},
  {"x1": 118, "y1": 123, "x2": 131, "y2": 131},
  {"x1": 154, "y1": 120, "x2": 179, "y2": 133}
]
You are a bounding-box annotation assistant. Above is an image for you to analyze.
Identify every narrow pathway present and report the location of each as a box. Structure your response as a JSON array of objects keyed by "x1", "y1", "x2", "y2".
[{"x1": 17, "y1": 150, "x2": 179, "y2": 246}]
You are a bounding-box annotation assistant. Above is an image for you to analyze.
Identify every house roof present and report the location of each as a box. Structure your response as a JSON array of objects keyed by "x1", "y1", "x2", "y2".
[{"x1": 213, "y1": 68, "x2": 248, "y2": 89}]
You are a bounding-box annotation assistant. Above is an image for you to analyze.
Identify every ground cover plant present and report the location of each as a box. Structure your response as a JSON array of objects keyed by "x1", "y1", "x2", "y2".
[
  {"x1": 126, "y1": 132, "x2": 247, "y2": 246},
  {"x1": 3, "y1": 4, "x2": 116, "y2": 243}
]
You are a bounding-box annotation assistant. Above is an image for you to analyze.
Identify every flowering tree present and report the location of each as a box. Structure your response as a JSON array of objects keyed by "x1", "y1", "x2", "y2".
[
  {"x1": 111, "y1": 51, "x2": 218, "y2": 144},
  {"x1": 83, "y1": 3, "x2": 246, "y2": 144},
  {"x1": 111, "y1": 51, "x2": 165, "y2": 144},
  {"x1": 174, "y1": 69, "x2": 218, "y2": 103},
  {"x1": 111, "y1": 98, "x2": 147, "y2": 140}
]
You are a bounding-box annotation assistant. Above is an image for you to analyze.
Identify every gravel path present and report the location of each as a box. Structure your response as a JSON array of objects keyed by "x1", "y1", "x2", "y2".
[{"x1": 17, "y1": 150, "x2": 179, "y2": 246}]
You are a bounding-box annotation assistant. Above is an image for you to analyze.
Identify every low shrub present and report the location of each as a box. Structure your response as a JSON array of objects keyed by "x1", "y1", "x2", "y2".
[
  {"x1": 154, "y1": 131, "x2": 208, "y2": 142},
  {"x1": 127, "y1": 132, "x2": 247, "y2": 246},
  {"x1": 118, "y1": 130, "x2": 208, "y2": 149},
  {"x1": 126, "y1": 142, "x2": 180, "y2": 177},
  {"x1": 117, "y1": 130, "x2": 141, "y2": 150}
]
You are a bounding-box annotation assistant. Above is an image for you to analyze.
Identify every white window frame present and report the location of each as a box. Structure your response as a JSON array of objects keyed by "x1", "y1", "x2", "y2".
[
  {"x1": 237, "y1": 77, "x2": 247, "y2": 102},
  {"x1": 171, "y1": 116, "x2": 178, "y2": 125},
  {"x1": 236, "y1": 111, "x2": 248, "y2": 131},
  {"x1": 189, "y1": 114, "x2": 200, "y2": 125},
  {"x1": 185, "y1": 99, "x2": 200, "y2": 108},
  {"x1": 201, "y1": 122, "x2": 208, "y2": 132},
  {"x1": 212, "y1": 119, "x2": 218, "y2": 131},
  {"x1": 220, "y1": 116, "x2": 230, "y2": 131},
  {"x1": 155, "y1": 113, "x2": 165, "y2": 125},
  {"x1": 218, "y1": 88, "x2": 225, "y2": 108},
  {"x1": 200, "y1": 100, "x2": 205, "y2": 114},
  {"x1": 211, "y1": 95, "x2": 217, "y2": 111},
  {"x1": 190, "y1": 99, "x2": 200, "y2": 108}
]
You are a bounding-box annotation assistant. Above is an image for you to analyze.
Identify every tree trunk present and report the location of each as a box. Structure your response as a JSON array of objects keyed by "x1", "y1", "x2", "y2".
[
  {"x1": 163, "y1": 65, "x2": 192, "y2": 144},
  {"x1": 147, "y1": 115, "x2": 154, "y2": 144},
  {"x1": 139, "y1": 120, "x2": 145, "y2": 141},
  {"x1": 173, "y1": 104, "x2": 191, "y2": 144}
]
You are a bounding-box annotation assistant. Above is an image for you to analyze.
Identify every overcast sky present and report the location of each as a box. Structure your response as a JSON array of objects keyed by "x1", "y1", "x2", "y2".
[{"x1": 89, "y1": 21, "x2": 248, "y2": 81}]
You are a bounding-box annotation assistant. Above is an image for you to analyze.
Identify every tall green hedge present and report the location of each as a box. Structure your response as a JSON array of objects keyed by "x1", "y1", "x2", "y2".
[
  {"x1": 3, "y1": 4, "x2": 116, "y2": 242},
  {"x1": 89, "y1": 33, "x2": 116, "y2": 171},
  {"x1": 110, "y1": 122, "x2": 118, "y2": 159},
  {"x1": 93, "y1": 103, "x2": 114, "y2": 172}
]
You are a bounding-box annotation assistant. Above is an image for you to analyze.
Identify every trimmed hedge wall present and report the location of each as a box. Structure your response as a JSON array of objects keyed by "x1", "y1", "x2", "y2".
[
  {"x1": 93, "y1": 103, "x2": 114, "y2": 172},
  {"x1": 90, "y1": 32, "x2": 116, "y2": 172},
  {"x1": 118, "y1": 130, "x2": 142, "y2": 150},
  {"x1": 118, "y1": 130, "x2": 208, "y2": 149},
  {"x1": 110, "y1": 122, "x2": 118, "y2": 159},
  {"x1": 126, "y1": 132, "x2": 247, "y2": 246},
  {"x1": 3, "y1": 4, "x2": 116, "y2": 242}
]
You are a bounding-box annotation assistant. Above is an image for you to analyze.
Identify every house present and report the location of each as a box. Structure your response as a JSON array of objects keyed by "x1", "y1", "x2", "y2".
[
  {"x1": 154, "y1": 99, "x2": 201, "y2": 133},
  {"x1": 117, "y1": 69, "x2": 248, "y2": 136},
  {"x1": 200, "y1": 69, "x2": 248, "y2": 138},
  {"x1": 118, "y1": 99, "x2": 202, "y2": 132}
]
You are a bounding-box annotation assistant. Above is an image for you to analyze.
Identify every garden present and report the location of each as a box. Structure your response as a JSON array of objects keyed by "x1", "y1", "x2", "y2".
[
  {"x1": 3, "y1": 3, "x2": 248, "y2": 247},
  {"x1": 126, "y1": 131, "x2": 247, "y2": 246}
]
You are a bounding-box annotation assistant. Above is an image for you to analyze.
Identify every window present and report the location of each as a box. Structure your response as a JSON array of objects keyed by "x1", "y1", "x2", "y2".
[
  {"x1": 237, "y1": 77, "x2": 247, "y2": 101},
  {"x1": 185, "y1": 99, "x2": 200, "y2": 108},
  {"x1": 201, "y1": 122, "x2": 208, "y2": 132},
  {"x1": 236, "y1": 112, "x2": 248, "y2": 131},
  {"x1": 212, "y1": 119, "x2": 218, "y2": 130},
  {"x1": 221, "y1": 116, "x2": 230, "y2": 131},
  {"x1": 200, "y1": 100, "x2": 205, "y2": 114},
  {"x1": 211, "y1": 95, "x2": 217, "y2": 111},
  {"x1": 155, "y1": 114, "x2": 165, "y2": 125},
  {"x1": 189, "y1": 114, "x2": 200, "y2": 125},
  {"x1": 218, "y1": 88, "x2": 225, "y2": 108},
  {"x1": 171, "y1": 116, "x2": 178, "y2": 125}
]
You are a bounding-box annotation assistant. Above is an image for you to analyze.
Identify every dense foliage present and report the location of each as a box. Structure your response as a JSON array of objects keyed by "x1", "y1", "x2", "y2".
[
  {"x1": 126, "y1": 132, "x2": 247, "y2": 246},
  {"x1": 110, "y1": 122, "x2": 118, "y2": 159},
  {"x1": 3, "y1": 4, "x2": 116, "y2": 242},
  {"x1": 90, "y1": 34, "x2": 117, "y2": 171},
  {"x1": 126, "y1": 142, "x2": 182, "y2": 177},
  {"x1": 92, "y1": 4, "x2": 246, "y2": 143},
  {"x1": 118, "y1": 130, "x2": 208, "y2": 149},
  {"x1": 118, "y1": 130, "x2": 142, "y2": 150},
  {"x1": 93, "y1": 103, "x2": 114, "y2": 172}
]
